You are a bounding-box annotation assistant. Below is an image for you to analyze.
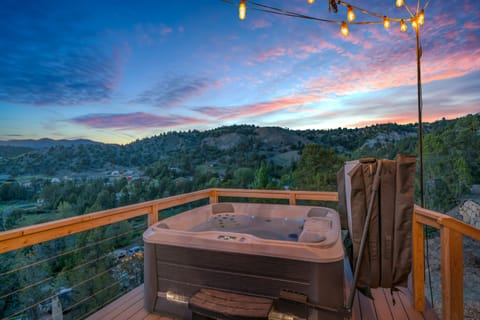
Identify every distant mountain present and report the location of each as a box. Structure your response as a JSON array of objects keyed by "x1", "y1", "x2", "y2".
[{"x1": 0, "y1": 138, "x2": 103, "y2": 149}]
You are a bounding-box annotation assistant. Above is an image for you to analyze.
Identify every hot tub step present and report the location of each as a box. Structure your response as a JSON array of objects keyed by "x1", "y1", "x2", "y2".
[{"x1": 189, "y1": 288, "x2": 273, "y2": 320}]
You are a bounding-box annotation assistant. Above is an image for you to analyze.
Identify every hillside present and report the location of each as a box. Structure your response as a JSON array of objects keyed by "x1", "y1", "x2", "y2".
[
  {"x1": 0, "y1": 115, "x2": 478, "y2": 201},
  {"x1": 0, "y1": 138, "x2": 102, "y2": 149},
  {"x1": 0, "y1": 123, "x2": 419, "y2": 175}
]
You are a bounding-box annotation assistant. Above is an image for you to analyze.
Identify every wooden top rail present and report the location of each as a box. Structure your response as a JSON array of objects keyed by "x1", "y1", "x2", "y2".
[
  {"x1": 0, "y1": 189, "x2": 212, "y2": 254},
  {"x1": 212, "y1": 188, "x2": 339, "y2": 202},
  {"x1": 414, "y1": 205, "x2": 480, "y2": 240},
  {"x1": 0, "y1": 188, "x2": 338, "y2": 254}
]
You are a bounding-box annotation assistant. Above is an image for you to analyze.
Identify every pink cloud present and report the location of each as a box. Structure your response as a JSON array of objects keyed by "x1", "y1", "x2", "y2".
[
  {"x1": 304, "y1": 20, "x2": 480, "y2": 99},
  {"x1": 464, "y1": 22, "x2": 480, "y2": 29},
  {"x1": 299, "y1": 45, "x2": 319, "y2": 54},
  {"x1": 345, "y1": 102, "x2": 479, "y2": 129},
  {"x1": 250, "y1": 18, "x2": 272, "y2": 30},
  {"x1": 256, "y1": 46, "x2": 287, "y2": 62},
  {"x1": 196, "y1": 95, "x2": 319, "y2": 121}
]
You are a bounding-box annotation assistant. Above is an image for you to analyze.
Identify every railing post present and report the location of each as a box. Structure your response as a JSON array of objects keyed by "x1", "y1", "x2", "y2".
[
  {"x1": 209, "y1": 189, "x2": 219, "y2": 204},
  {"x1": 289, "y1": 192, "x2": 296, "y2": 205},
  {"x1": 440, "y1": 225, "x2": 463, "y2": 320},
  {"x1": 412, "y1": 209, "x2": 425, "y2": 312},
  {"x1": 148, "y1": 204, "x2": 159, "y2": 226}
]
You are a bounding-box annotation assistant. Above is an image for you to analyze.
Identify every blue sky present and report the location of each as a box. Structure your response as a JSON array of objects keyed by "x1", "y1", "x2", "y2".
[{"x1": 0, "y1": 0, "x2": 479, "y2": 144}]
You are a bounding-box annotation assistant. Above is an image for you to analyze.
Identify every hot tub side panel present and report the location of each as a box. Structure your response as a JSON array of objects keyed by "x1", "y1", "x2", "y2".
[{"x1": 146, "y1": 244, "x2": 344, "y2": 319}]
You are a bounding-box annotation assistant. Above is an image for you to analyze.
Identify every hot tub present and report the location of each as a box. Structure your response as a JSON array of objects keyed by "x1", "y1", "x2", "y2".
[{"x1": 143, "y1": 202, "x2": 345, "y2": 319}]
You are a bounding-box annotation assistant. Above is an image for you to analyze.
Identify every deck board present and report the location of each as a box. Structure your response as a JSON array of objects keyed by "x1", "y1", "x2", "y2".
[
  {"x1": 86, "y1": 284, "x2": 438, "y2": 320},
  {"x1": 85, "y1": 284, "x2": 169, "y2": 320},
  {"x1": 370, "y1": 288, "x2": 392, "y2": 320},
  {"x1": 357, "y1": 289, "x2": 378, "y2": 320}
]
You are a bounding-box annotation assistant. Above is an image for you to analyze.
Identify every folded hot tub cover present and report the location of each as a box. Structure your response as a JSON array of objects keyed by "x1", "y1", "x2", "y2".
[{"x1": 337, "y1": 154, "x2": 416, "y2": 289}]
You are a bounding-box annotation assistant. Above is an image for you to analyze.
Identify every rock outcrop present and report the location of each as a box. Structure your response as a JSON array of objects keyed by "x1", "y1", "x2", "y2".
[{"x1": 459, "y1": 200, "x2": 480, "y2": 229}]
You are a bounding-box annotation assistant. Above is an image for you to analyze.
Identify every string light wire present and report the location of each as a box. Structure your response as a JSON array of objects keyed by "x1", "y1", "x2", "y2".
[{"x1": 221, "y1": 0, "x2": 431, "y2": 28}]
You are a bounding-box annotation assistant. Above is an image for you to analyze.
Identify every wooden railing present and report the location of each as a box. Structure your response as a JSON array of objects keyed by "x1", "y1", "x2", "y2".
[
  {"x1": 412, "y1": 204, "x2": 480, "y2": 320},
  {"x1": 0, "y1": 188, "x2": 338, "y2": 254},
  {"x1": 1, "y1": 188, "x2": 478, "y2": 320}
]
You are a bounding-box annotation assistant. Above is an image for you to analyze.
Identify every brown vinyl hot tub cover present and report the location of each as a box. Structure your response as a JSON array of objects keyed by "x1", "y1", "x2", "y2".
[{"x1": 337, "y1": 154, "x2": 416, "y2": 289}]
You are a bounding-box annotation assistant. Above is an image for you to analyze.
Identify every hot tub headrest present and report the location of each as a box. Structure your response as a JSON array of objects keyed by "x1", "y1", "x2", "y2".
[
  {"x1": 212, "y1": 203, "x2": 235, "y2": 214},
  {"x1": 307, "y1": 207, "x2": 329, "y2": 218},
  {"x1": 298, "y1": 216, "x2": 335, "y2": 244}
]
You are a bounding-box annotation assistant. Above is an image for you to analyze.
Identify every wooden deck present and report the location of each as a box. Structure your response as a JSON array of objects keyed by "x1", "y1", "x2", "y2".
[
  {"x1": 86, "y1": 284, "x2": 438, "y2": 320},
  {"x1": 85, "y1": 285, "x2": 169, "y2": 320}
]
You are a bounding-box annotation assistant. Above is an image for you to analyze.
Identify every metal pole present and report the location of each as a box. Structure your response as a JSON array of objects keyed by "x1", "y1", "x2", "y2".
[
  {"x1": 415, "y1": 26, "x2": 425, "y2": 207},
  {"x1": 416, "y1": 19, "x2": 435, "y2": 309}
]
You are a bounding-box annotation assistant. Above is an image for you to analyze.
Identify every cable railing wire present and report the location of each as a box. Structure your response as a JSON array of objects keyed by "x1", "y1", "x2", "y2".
[
  {"x1": 2, "y1": 253, "x2": 143, "y2": 320},
  {"x1": 0, "y1": 223, "x2": 146, "y2": 278},
  {"x1": 0, "y1": 223, "x2": 146, "y2": 319}
]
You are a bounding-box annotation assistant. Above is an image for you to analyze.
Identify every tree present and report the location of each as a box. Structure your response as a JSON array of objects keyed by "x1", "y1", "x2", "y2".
[
  {"x1": 253, "y1": 162, "x2": 269, "y2": 189},
  {"x1": 233, "y1": 167, "x2": 255, "y2": 188},
  {"x1": 293, "y1": 144, "x2": 344, "y2": 191},
  {"x1": 57, "y1": 201, "x2": 74, "y2": 217}
]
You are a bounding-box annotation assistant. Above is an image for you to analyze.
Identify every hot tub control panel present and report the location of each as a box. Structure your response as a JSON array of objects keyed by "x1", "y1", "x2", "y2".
[{"x1": 217, "y1": 235, "x2": 247, "y2": 242}]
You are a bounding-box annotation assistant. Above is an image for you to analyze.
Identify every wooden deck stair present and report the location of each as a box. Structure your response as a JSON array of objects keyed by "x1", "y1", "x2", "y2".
[{"x1": 86, "y1": 284, "x2": 438, "y2": 320}]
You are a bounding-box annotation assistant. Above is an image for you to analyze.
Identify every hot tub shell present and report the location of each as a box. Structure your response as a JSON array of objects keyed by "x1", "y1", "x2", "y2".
[{"x1": 143, "y1": 203, "x2": 345, "y2": 319}]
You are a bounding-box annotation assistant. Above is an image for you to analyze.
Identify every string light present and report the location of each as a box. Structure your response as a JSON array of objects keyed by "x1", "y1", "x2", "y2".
[
  {"x1": 400, "y1": 19, "x2": 407, "y2": 32},
  {"x1": 347, "y1": 5, "x2": 355, "y2": 22},
  {"x1": 239, "y1": 0, "x2": 246, "y2": 20},
  {"x1": 412, "y1": 18, "x2": 418, "y2": 29},
  {"x1": 225, "y1": 0, "x2": 428, "y2": 36},
  {"x1": 383, "y1": 16, "x2": 390, "y2": 29},
  {"x1": 418, "y1": 9, "x2": 425, "y2": 25},
  {"x1": 341, "y1": 21, "x2": 349, "y2": 36}
]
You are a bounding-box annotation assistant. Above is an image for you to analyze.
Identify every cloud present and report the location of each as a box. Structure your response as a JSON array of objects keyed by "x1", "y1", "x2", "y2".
[
  {"x1": 322, "y1": 72, "x2": 480, "y2": 128},
  {"x1": 195, "y1": 95, "x2": 317, "y2": 121},
  {"x1": 0, "y1": 2, "x2": 124, "y2": 106},
  {"x1": 131, "y1": 75, "x2": 216, "y2": 108},
  {"x1": 249, "y1": 18, "x2": 272, "y2": 30},
  {"x1": 135, "y1": 23, "x2": 174, "y2": 45},
  {"x1": 256, "y1": 46, "x2": 288, "y2": 62},
  {"x1": 70, "y1": 112, "x2": 205, "y2": 130}
]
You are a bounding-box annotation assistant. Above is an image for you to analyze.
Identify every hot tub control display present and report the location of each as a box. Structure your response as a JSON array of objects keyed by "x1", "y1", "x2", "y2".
[
  {"x1": 217, "y1": 235, "x2": 237, "y2": 240},
  {"x1": 216, "y1": 235, "x2": 249, "y2": 242}
]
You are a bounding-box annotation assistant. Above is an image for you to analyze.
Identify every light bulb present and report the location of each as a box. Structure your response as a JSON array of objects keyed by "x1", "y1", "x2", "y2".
[
  {"x1": 400, "y1": 19, "x2": 407, "y2": 32},
  {"x1": 396, "y1": 0, "x2": 404, "y2": 7},
  {"x1": 383, "y1": 16, "x2": 390, "y2": 29},
  {"x1": 347, "y1": 6, "x2": 355, "y2": 22},
  {"x1": 307, "y1": 0, "x2": 315, "y2": 4},
  {"x1": 412, "y1": 19, "x2": 418, "y2": 29},
  {"x1": 239, "y1": 0, "x2": 246, "y2": 20},
  {"x1": 341, "y1": 21, "x2": 349, "y2": 37},
  {"x1": 418, "y1": 9, "x2": 425, "y2": 25}
]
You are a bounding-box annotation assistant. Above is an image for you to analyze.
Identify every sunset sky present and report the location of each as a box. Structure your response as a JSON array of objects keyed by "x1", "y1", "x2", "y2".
[{"x1": 1, "y1": 0, "x2": 479, "y2": 144}]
